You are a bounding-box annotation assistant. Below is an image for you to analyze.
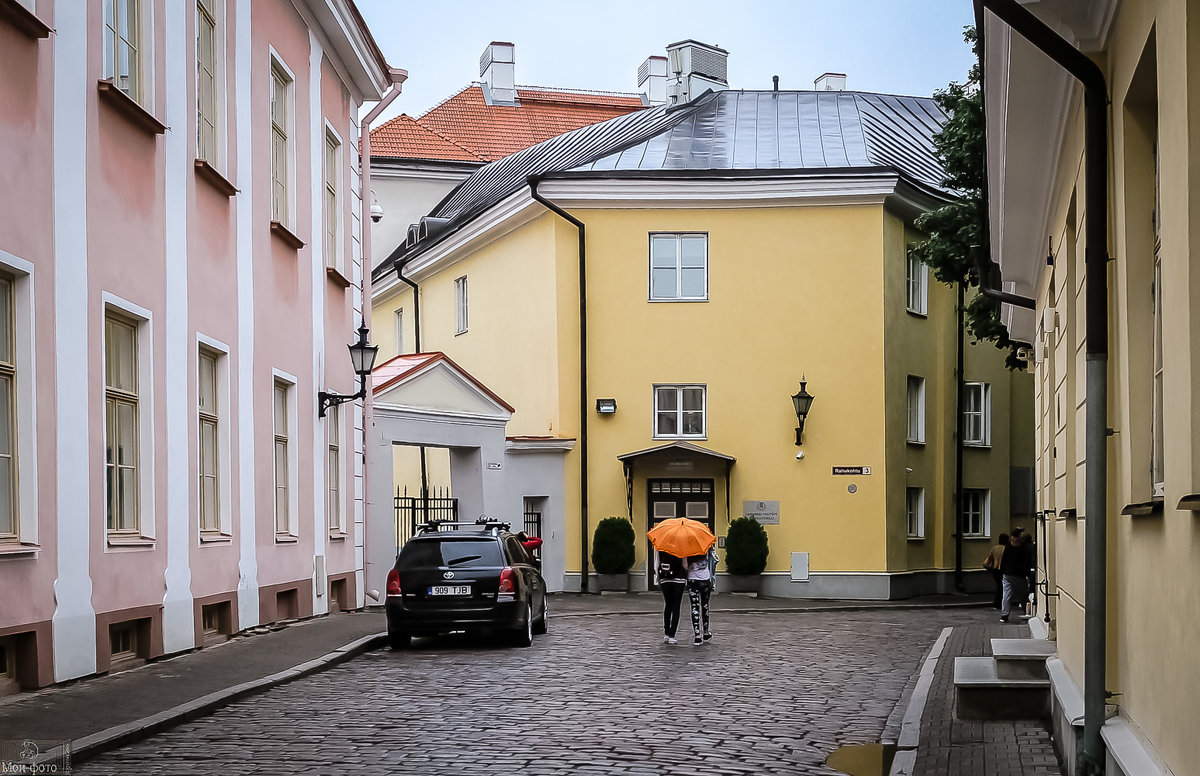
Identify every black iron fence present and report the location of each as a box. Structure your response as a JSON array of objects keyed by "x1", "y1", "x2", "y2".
[{"x1": 394, "y1": 486, "x2": 458, "y2": 549}]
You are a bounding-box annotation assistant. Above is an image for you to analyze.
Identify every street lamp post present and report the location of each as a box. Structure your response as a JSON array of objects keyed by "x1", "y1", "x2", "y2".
[{"x1": 318, "y1": 321, "x2": 379, "y2": 417}]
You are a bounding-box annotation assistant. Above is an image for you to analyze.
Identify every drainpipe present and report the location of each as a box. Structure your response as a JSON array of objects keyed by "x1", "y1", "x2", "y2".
[
  {"x1": 975, "y1": 3, "x2": 1109, "y2": 773},
  {"x1": 954, "y1": 282, "x2": 965, "y2": 593},
  {"x1": 360, "y1": 67, "x2": 408, "y2": 596},
  {"x1": 395, "y1": 255, "x2": 427, "y2": 508},
  {"x1": 527, "y1": 176, "x2": 590, "y2": 594}
]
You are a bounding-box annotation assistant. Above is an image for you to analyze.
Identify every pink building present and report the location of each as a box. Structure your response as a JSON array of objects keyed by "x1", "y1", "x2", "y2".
[{"x1": 0, "y1": 0, "x2": 403, "y2": 690}]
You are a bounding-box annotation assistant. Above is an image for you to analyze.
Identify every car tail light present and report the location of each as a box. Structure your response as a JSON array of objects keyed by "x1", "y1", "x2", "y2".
[
  {"x1": 497, "y1": 567, "x2": 516, "y2": 601},
  {"x1": 386, "y1": 569, "x2": 402, "y2": 597}
]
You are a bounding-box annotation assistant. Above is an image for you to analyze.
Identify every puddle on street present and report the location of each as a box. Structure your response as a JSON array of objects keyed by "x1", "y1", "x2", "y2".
[{"x1": 826, "y1": 743, "x2": 897, "y2": 776}]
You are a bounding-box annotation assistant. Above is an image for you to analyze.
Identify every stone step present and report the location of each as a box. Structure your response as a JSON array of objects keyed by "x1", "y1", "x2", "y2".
[
  {"x1": 954, "y1": 656, "x2": 1050, "y2": 720},
  {"x1": 991, "y1": 638, "x2": 1055, "y2": 680}
]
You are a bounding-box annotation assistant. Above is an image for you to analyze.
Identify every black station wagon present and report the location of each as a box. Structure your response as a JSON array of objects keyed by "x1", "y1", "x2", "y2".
[{"x1": 385, "y1": 520, "x2": 547, "y2": 648}]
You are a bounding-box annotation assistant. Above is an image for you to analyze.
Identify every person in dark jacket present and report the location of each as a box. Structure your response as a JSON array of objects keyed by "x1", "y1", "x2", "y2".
[
  {"x1": 656, "y1": 552, "x2": 688, "y2": 645},
  {"x1": 999, "y1": 533, "x2": 1029, "y2": 622}
]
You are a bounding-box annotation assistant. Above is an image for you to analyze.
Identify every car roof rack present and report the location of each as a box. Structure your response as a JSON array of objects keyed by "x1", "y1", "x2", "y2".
[{"x1": 414, "y1": 519, "x2": 511, "y2": 535}]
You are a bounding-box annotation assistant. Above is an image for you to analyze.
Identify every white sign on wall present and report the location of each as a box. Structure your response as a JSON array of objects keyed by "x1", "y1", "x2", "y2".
[{"x1": 743, "y1": 500, "x2": 780, "y2": 525}]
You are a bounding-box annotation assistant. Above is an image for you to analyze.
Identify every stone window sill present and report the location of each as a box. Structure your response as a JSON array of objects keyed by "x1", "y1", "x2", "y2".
[
  {"x1": 195, "y1": 159, "x2": 237, "y2": 197},
  {"x1": 1177, "y1": 493, "x2": 1200, "y2": 511},
  {"x1": 274, "y1": 533, "x2": 299, "y2": 544},
  {"x1": 97, "y1": 80, "x2": 166, "y2": 135},
  {"x1": 0, "y1": 542, "x2": 40, "y2": 558},
  {"x1": 0, "y1": 0, "x2": 51, "y2": 38},
  {"x1": 1120, "y1": 499, "x2": 1164, "y2": 518},
  {"x1": 328, "y1": 531, "x2": 349, "y2": 542},
  {"x1": 325, "y1": 267, "x2": 351, "y2": 289},
  {"x1": 107, "y1": 534, "x2": 157, "y2": 549},
  {"x1": 270, "y1": 220, "x2": 305, "y2": 250},
  {"x1": 200, "y1": 532, "x2": 234, "y2": 544}
]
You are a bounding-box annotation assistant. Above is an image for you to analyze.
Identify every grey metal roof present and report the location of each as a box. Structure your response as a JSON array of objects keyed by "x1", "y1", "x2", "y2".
[{"x1": 378, "y1": 89, "x2": 950, "y2": 278}]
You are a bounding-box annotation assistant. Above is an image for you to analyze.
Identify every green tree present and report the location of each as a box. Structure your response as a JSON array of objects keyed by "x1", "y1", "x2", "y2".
[{"x1": 911, "y1": 26, "x2": 1024, "y2": 370}]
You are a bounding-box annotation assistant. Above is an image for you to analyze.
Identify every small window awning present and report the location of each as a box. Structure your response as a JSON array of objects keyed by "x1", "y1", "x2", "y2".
[{"x1": 617, "y1": 440, "x2": 736, "y2": 464}]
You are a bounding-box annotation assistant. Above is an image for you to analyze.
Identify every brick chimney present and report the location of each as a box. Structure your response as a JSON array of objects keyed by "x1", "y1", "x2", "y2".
[{"x1": 480, "y1": 42, "x2": 517, "y2": 104}]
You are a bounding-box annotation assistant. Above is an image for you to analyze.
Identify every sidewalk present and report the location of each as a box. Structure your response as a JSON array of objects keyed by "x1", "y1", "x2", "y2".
[{"x1": 1, "y1": 592, "x2": 1059, "y2": 773}]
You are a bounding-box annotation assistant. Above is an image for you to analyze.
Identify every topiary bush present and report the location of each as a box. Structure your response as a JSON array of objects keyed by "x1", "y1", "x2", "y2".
[
  {"x1": 724, "y1": 517, "x2": 769, "y2": 575},
  {"x1": 591, "y1": 516, "x2": 635, "y2": 575}
]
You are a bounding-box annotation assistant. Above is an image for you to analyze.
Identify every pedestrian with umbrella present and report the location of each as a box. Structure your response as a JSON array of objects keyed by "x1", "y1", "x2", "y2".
[
  {"x1": 648, "y1": 518, "x2": 717, "y2": 647},
  {"x1": 654, "y1": 549, "x2": 687, "y2": 645}
]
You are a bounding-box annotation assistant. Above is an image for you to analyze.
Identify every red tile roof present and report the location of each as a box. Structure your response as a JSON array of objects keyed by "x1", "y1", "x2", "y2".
[{"x1": 371, "y1": 85, "x2": 646, "y2": 162}]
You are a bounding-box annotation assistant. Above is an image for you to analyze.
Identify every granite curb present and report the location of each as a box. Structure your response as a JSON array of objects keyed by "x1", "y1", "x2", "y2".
[{"x1": 63, "y1": 631, "x2": 386, "y2": 767}]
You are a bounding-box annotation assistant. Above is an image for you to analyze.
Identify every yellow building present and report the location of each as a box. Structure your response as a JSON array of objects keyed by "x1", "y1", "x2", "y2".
[
  {"x1": 372, "y1": 88, "x2": 1033, "y2": 599},
  {"x1": 982, "y1": 0, "x2": 1197, "y2": 773}
]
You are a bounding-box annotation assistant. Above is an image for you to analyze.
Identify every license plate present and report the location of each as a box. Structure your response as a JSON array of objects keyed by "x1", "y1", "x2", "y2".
[{"x1": 428, "y1": 585, "x2": 471, "y2": 596}]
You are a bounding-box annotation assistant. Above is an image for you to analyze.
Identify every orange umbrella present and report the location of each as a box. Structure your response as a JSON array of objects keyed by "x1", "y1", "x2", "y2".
[{"x1": 647, "y1": 518, "x2": 716, "y2": 558}]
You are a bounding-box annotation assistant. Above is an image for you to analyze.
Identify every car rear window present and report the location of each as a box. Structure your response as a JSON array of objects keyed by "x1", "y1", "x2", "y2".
[{"x1": 399, "y1": 538, "x2": 505, "y2": 569}]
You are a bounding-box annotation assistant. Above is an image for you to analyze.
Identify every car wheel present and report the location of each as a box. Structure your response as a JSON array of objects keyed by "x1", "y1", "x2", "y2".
[
  {"x1": 513, "y1": 602, "x2": 533, "y2": 647},
  {"x1": 532, "y1": 601, "x2": 548, "y2": 635},
  {"x1": 388, "y1": 629, "x2": 411, "y2": 650}
]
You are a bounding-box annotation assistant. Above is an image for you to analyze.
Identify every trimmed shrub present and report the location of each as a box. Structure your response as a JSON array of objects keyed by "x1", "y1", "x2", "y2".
[
  {"x1": 724, "y1": 517, "x2": 769, "y2": 575},
  {"x1": 591, "y1": 517, "x2": 635, "y2": 575}
]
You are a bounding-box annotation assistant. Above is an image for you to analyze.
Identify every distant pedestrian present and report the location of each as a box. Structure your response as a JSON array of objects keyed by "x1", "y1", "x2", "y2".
[
  {"x1": 1020, "y1": 532, "x2": 1037, "y2": 615},
  {"x1": 517, "y1": 531, "x2": 543, "y2": 565},
  {"x1": 983, "y1": 533, "x2": 1008, "y2": 609},
  {"x1": 686, "y1": 552, "x2": 714, "y2": 645},
  {"x1": 656, "y1": 551, "x2": 687, "y2": 645},
  {"x1": 999, "y1": 533, "x2": 1028, "y2": 622}
]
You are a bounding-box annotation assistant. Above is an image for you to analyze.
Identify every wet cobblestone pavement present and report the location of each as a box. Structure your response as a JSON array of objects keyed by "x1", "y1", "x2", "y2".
[{"x1": 76, "y1": 608, "x2": 975, "y2": 775}]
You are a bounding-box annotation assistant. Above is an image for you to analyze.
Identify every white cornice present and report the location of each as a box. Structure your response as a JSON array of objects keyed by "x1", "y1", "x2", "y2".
[
  {"x1": 506, "y1": 438, "x2": 577, "y2": 454},
  {"x1": 295, "y1": 0, "x2": 389, "y2": 100},
  {"x1": 372, "y1": 402, "x2": 510, "y2": 429}
]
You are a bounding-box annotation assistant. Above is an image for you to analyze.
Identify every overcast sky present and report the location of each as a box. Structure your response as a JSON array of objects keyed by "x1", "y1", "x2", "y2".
[{"x1": 356, "y1": 0, "x2": 977, "y2": 122}]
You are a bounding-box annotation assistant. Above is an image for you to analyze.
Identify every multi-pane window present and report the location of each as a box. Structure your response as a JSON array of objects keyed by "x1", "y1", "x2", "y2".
[
  {"x1": 394, "y1": 309, "x2": 403, "y2": 354},
  {"x1": 0, "y1": 276, "x2": 15, "y2": 542},
  {"x1": 103, "y1": 0, "x2": 141, "y2": 101},
  {"x1": 906, "y1": 376, "x2": 925, "y2": 444},
  {"x1": 906, "y1": 487, "x2": 924, "y2": 539},
  {"x1": 270, "y1": 63, "x2": 292, "y2": 224},
  {"x1": 650, "y1": 233, "x2": 707, "y2": 301},
  {"x1": 105, "y1": 315, "x2": 139, "y2": 534},
  {"x1": 327, "y1": 408, "x2": 341, "y2": 532},
  {"x1": 962, "y1": 489, "x2": 990, "y2": 537},
  {"x1": 455, "y1": 276, "x2": 468, "y2": 334},
  {"x1": 324, "y1": 132, "x2": 340, "y2": 268},
  {"x1": 196, "y1": 0, "x2": 217, "y2": 161},
  {"x1": 962, "y1": 382, "x2": 991, "y2": 446},
  {"x1": 273, "y1": 380, "x2": 290, "y2": 535},
  {"x1": 654, "y1": 385, "x2": 706, "y2": 438},
  {"x1": 906, "y1": 250, "x2": 928, "y2": 314},
  {"x1": 198, "y1": 349, "x2": 219, "y2": 534}
]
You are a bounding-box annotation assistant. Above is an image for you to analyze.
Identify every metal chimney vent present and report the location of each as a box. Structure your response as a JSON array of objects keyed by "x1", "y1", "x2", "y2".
[{"x1": 691, "y1": 47, "x2": 727, "y2": 82}]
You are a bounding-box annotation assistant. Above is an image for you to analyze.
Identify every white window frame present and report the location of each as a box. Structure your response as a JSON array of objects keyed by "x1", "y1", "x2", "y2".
[
  {"x1": 272, "y1": 372, "x2": 298, "y2": 539},
  {"x1": 0, "y1": 253, "x2": 36, "y2": 550},
  {"x1": 906, "y1": 487, "x2": 925, "y2": 539},
  {"x1": 454, "y1": 276, "x2": 468, "y2": 335},
  {"x1": 1151, "y1": 252, "x2": 1164, "y2": 497},
  {"x1": 962, "y1": 489, "x2": 990, "y2": 537},
  {"x1": 962, "y1": 382, "x2": 992, "y2": 447},
  {"x1": 653, "y1": 384, "x2": 707, "y2": 439},
  {"x1": 906, "y1": 250, "x2": 928, "y2": 315},
  {"x1": 393, "y1": 309, "x2": 403, "y2": 355},
  {"x1": 196, "y1": 336, "x2": 232, "y2": 541},
  {"x1": 103, "y1": 0, "x2": 150, "y2": 105},
  {"x1": 102, "y1": 295, "x2": 154, "y2": 543},
  {"x1": 324, "y1": 125, "x2": 342, "y2": 271},
  {"x1": 906, "y1": 375, "x2": 925, "y2": 445},
  {"x1": 269, "y1": 52, "x2": 296, "y2": 228},
  {"x1": 649, "y1": 232, "x2": 708, "y2": 302},
  {"x1": 195, "y1": 0, "x2": 225, "y2": 166},
  {"x1": 0, "y1": 274, "x2": 16, "y2": 544},
  {"x1": 327, "y1": 407, "x2": 342, "y2": 534}
]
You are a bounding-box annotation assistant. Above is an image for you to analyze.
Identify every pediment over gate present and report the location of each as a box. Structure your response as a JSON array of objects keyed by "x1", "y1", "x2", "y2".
[{"x1": 372, "y1": 352, "x2": 514, "y2": 420}]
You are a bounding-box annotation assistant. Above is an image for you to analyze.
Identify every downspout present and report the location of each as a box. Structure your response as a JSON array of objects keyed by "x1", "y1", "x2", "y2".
[
  {"x1": 527, "y1": 176, "x2": 590, "y2": 594},
  {"x1": 394, "y1": 258, "x2": 429, "y2": 507},
  {"x1": 360, "y1": 67, "x2": 407, "y2": 598},
  {"x1": 975, "y1": 3, "x2": 1109, "y2": 773},
  {"x1": 954, "y1": 281, "x2": 965, "y2": 592}
]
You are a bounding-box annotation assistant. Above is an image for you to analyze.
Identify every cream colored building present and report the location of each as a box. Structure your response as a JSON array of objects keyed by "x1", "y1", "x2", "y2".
[{"x1": 982, "y1": 0, "x2": 1198, "y2": 773}]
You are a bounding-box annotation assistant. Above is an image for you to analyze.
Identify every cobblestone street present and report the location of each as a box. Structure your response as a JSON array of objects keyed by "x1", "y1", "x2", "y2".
[{"x1": 76, "y1": 607, "x2": 980, "y2": 775}]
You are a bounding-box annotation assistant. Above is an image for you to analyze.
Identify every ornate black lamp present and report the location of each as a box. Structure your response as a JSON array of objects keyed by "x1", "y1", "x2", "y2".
[
  {"x1": 791, "y1": 377, "x2": 815, "y2": 446},
  {"x1": 318, "y1": 321, "x2": 379, "y2": 417}
]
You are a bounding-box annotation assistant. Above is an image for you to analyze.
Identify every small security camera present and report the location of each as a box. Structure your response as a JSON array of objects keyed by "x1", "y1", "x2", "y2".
[
  {"x1": 369, "y1": 202, "x2": 384, "y2": 223},
  {"x1": 1015, "y1": 346, "x2": 1031, "y2": 362},
  {"x1": 795, "y1": 450, "x2": 805, "y2": 460}
]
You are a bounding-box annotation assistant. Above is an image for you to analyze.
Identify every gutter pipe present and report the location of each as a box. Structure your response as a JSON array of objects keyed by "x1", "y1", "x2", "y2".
[
  {"x1": 975, "y1": 3, "x2": 1109, "y2": 773},
  {"x1": 527, "y1": 177, "x2": 590, "y2": 594},
  {"x1": 359, "y1": 66, "x2": 407, "y2": 602},
  {"x1": 393, "y1": 256, "x2": 429, "y2": 509}
]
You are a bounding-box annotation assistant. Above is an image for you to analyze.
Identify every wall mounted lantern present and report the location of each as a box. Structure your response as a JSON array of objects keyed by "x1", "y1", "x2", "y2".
[
  {"x1": 596, "y1": 398, "x2": 617, "y2": 414},
  {"x1": 318, "y1": 321, "x2": 379, "y2": 417},
  {"x1": 791, "y1": 377, "x2": 815, "y2": 446}
]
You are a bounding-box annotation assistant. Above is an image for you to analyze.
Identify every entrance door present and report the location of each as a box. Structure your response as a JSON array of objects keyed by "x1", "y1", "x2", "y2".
[{"x1": 647, "y1": 479, "x2": 714, "y2": 589}]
